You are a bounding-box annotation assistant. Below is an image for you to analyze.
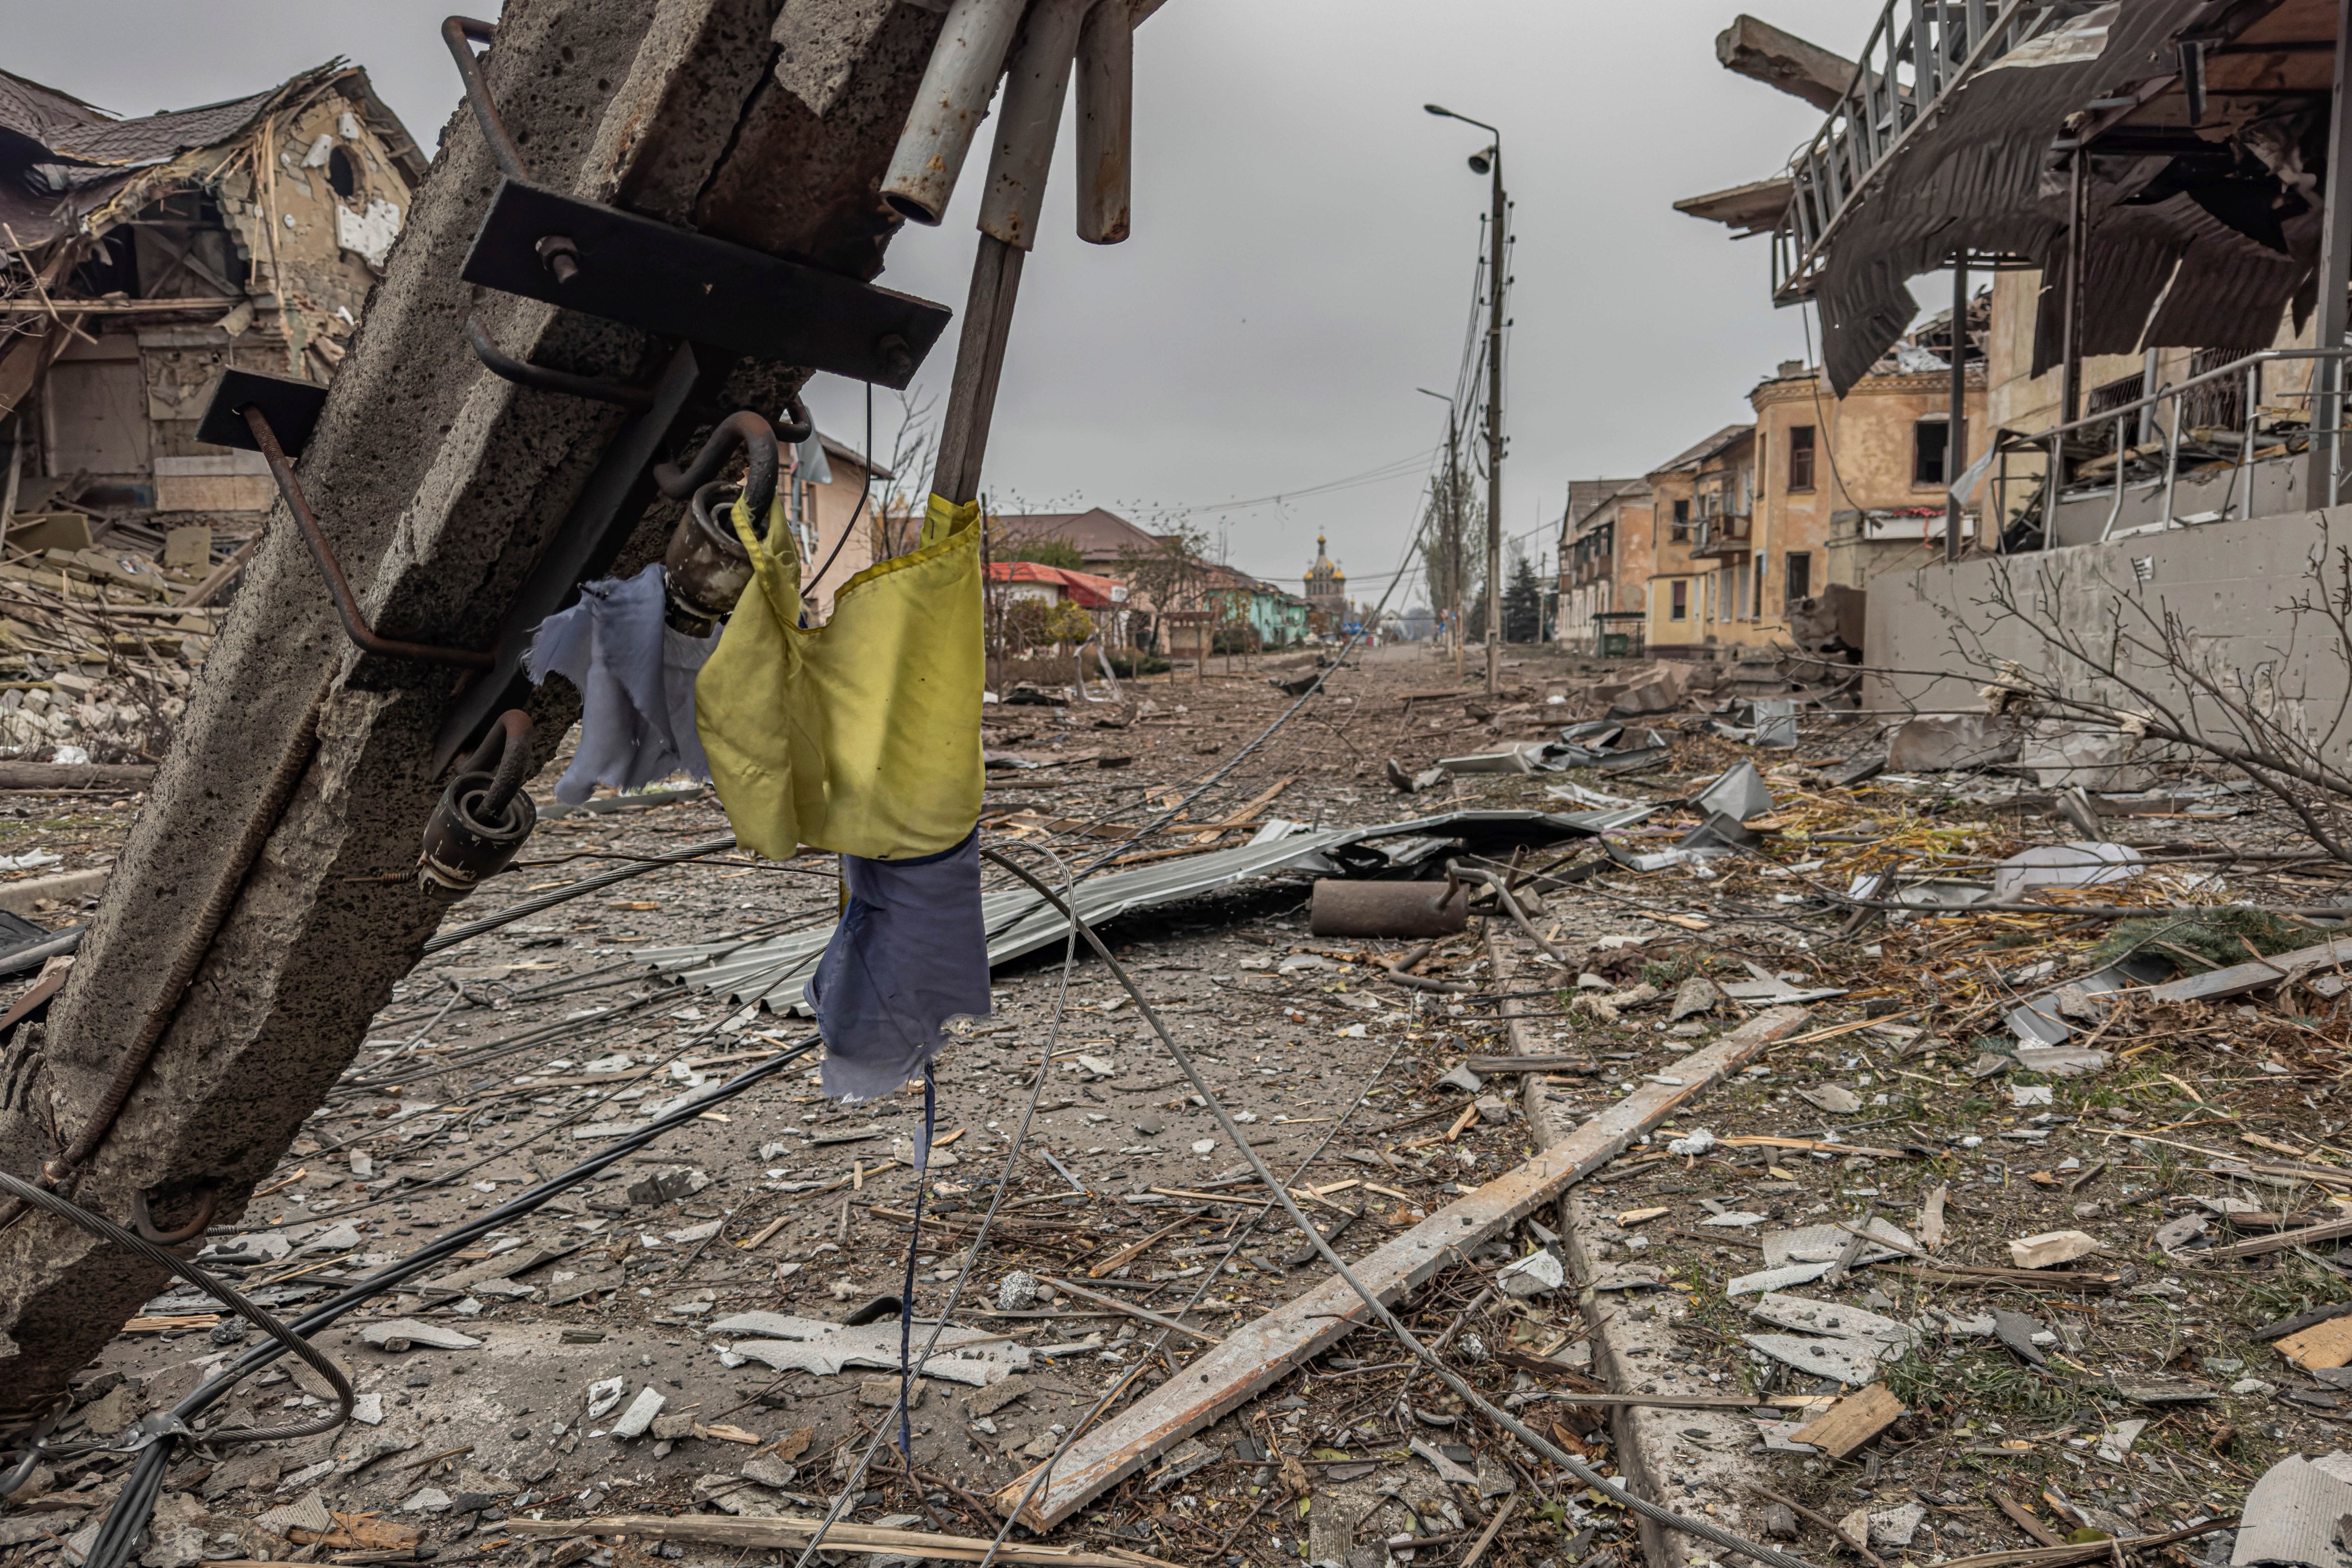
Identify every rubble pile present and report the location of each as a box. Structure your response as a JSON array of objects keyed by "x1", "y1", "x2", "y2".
[
  {"x1": 0, "y1": 515, "x2": 233, "y2": 764},
  {"x1": 14, "y1": 641, "x2": 2352, "y2": 1568}
]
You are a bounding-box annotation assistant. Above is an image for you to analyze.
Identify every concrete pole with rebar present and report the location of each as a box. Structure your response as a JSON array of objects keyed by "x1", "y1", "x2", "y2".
[{"x1": 1482, "y1": 150, "x2": 1506, "y2": 694}]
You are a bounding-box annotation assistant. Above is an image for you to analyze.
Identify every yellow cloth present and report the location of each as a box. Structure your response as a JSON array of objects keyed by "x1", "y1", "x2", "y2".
[{"x1": 694, "y1": 492, "x2": 983, "y2": 861}]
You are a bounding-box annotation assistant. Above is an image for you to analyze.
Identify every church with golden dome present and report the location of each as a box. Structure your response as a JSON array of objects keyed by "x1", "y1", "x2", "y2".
[{"x1": 1304, "y1": 533, "x2": 1348, "y2": 629}]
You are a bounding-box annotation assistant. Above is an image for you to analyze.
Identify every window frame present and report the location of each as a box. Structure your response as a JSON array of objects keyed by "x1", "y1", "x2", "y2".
[
  {"x1": 1785, "y1": 550, "x2": 1813, "y2": 604},
  {"x1": 1913, "y1": 415, "x2": 1951, "y2": 489},
  {"x1": 1787, "y1": 425, "x2": 1816, "y2": 493}
]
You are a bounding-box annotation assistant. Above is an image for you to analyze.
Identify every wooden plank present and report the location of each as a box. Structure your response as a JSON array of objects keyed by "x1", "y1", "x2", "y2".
[
  {"x1": 2129, "y1": 937, "x2": 2352, "y2": 1004},
  {"x1": 990, "y1": 1005, "x2": 1813, "y2": 1530},
  {"x1": 1789, "y1": 1382, "x2": 1905, "y2": 1459},
  {"x1": 2205, "y1": 1210, "x2": 2352, "y2": 1260},
  {"x1": 505, "y1": 1513, "x2": 1173, "y2": 1568},
  {"x1": 1185, "y1": 775, "x2": 1296, "y2": 840}
]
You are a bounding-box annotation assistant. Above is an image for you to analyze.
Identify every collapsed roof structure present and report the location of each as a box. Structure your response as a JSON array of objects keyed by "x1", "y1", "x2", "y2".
[{"x1": 0, "y1": 62, "x2": 423, "y2": 518}]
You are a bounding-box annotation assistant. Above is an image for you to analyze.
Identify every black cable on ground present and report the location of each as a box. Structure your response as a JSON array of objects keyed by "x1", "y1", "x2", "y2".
[
  {"x1": 423, "y1": 833, "x2": 739, "y2": 952},
  {"x1": 0, "y1": 1172, "x2": 353, "y2": 1494},
  {"x1": 979, "y1": 852, "x2": 1829, "y2": 1568},
  {"x1": 71, "y1": 1037, "x2": 819, "y2": 1568}
]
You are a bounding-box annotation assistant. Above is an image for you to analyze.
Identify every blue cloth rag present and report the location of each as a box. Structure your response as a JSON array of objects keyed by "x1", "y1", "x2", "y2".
[
  {"x1": 806, "y1": 829, "x2": 990, "y2": 1101},
  {"x1": 524, "y1": 564, "x2": 719, "y2": 805}
]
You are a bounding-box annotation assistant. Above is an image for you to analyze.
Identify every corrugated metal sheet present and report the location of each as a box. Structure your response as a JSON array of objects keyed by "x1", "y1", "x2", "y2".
[
  {"x1": 636, "y1": 807, "x2": 1649, "y2": 1012},
  {"x1": 1812, "y1": 0, "x2": 2227, "y2": 393}
]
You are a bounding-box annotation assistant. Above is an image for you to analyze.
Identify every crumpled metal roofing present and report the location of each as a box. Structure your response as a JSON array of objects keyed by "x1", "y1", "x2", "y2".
[
  {"x1": 1810, "y1": 0, "x2": 2270, "y2": 395},
  {"x1": 634, "y1": 807, "x2": 1646, "y2": 1013}
]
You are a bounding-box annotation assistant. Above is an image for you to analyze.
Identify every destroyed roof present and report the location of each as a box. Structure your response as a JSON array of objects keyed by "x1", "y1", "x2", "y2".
[
  {"x1": 1776, "y1": 1, "x2": 2324, "y2": 392},
  {"x1": 0, "y1": 71, "x2": 280, "y2": 170},
  {"x1": 0, "y1": 60, "x2": 425, "y2": 238},
  {"x1": 1566, "y1": 476, "x2": 1648, "y2": 532},
  {"x1": 992, "y1": 507, "x2": 1165, "y2": 561},
  {"x1": 1647, "y1": 423, "x2": 1754, "y2": 478}
]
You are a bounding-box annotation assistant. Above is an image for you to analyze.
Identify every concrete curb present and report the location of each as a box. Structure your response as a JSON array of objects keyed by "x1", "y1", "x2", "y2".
[
  {"x1": 0, "y1": 866, "x2": 109, "y2": 916},
  {"x1": 1489, "y1": 927, "x2": 1791, "y2": 1568}
]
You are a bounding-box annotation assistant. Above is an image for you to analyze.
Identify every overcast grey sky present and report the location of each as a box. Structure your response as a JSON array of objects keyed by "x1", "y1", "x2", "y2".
[{"x1": 7, "y1": 1, "x2": 1908, "y2": 606}]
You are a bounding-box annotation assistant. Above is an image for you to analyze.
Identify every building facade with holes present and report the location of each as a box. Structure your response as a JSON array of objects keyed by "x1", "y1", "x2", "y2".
[{"x1": 0, "y1": 64, "x2": 423, "y2": 553}]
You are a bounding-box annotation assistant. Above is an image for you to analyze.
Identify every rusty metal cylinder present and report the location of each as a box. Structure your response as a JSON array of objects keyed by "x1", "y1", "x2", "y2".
[
  {"x1": 882, "y1": 0, "x2": 1030, "y2": 225},
  {"x1": 1074, "y1": 0, "x2": 1132, "y2": 244},
  {"x1": 978, "y1": 0, "x2": 1092, "y2": 249},
  {"x1": 1309, "y1": 878, "x2": 1468, "y2": 939},
  {"x1": 663, "y1": 481, "x2": 755, "y2": 631}
]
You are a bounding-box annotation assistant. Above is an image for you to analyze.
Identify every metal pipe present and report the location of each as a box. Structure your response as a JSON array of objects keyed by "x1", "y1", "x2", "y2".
[
  {"x1": 2098, "y1": 412, "x2": 2128, "y2": 541},
  {"x1": 2160, "y1": 384, "x2": 2182, "y2": 528},
  {"x1": 2239, "y1": 360, "x2": 2260, "y2": 520},
  {"x1": 1074, "y1": 0, "x2": 1133, "y2": 244},
  {"x1": 2308, "y1": 0, "x2": 2352, "y2": 506},
  {"x1": 1946, "y1": 252, "x2": 1966, "y2": 561},
  {"x1": 2061, "y1": 144, "x2": 2086, "y2": 426},
  {"x1": 880, "y1": 0, "x2": 1030, "y2": 226},
  {"x1": 978, "y1": 0, "x2": 1092, "y2": 251},
  {"x1": 242, "y1": 407, "x2": 496, "y2": 670}
]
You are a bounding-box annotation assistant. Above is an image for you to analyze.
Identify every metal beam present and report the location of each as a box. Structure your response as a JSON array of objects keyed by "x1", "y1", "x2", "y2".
[{"x1": 2308, "y1": 0, "x2": 2352, "y2": 505}]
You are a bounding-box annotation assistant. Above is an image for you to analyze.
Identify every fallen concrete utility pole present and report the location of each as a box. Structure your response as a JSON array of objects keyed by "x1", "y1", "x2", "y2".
[
  {"x1": 991, "y1": 1005, "x2": 1810, "y2": 1529},
  {"x1": 0, "y1": 0, "x2": 1060, "y2": 1423}
]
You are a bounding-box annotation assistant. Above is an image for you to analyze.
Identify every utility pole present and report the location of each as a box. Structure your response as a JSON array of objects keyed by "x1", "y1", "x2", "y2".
[
  {"x1": 1425, "y1": 103, "x2": 1506, "y2": 694},
  {"x1": 1482, "y1": 157, "x2": 1505, "y2": 693},
  {"x1": 1447, "y1": 401, "x2": 1465, "y2": 677},
  {"x1": 1416, "y1": 384, "x2": 1464, "y2": 677},
  {"x1": 0, "y1": 0, "x2": 1153, "y2": 1423}
]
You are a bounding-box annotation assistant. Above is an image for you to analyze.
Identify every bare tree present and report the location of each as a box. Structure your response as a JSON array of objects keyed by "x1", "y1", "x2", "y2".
[
  {"x1": 1888, "y1": 521, "x2": 2352, "y2": 862},
  {"x1": 1116, "y1": 522, "x2": 1211, "y2": 657}
]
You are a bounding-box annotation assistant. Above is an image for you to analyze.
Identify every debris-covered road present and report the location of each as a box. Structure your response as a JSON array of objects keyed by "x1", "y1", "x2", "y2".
[{"x1": 14, "y1": 646, "x2": 2352, "y2": 1568}]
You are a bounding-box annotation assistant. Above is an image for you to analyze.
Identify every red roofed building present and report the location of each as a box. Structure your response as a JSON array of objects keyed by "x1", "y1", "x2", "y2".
[{"x1": 987, "y1": 560, "x2": 1129, "y2": 643}]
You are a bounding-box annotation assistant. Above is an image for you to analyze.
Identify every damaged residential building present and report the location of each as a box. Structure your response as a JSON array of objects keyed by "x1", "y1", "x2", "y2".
[
  {"x1": 0, "y1": 62, "x2": 421, "y2": 540},
  {"x1": 1681, "y1": 2, "x2": 2352, "y2": 716}
]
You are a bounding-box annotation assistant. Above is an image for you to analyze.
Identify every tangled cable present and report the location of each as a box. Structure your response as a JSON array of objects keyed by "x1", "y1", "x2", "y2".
[{"x1": 42, "y1": 1038, "x2": 819, "y2": 1568}]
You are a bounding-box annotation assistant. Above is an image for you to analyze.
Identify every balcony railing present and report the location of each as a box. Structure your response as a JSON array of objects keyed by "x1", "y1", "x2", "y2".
[
  {"x1": 1689, "y1": 515, "x2": 1753, "y2": 558},
  {"x1": 1772, "y1": 1, "x2": 2069, "y2": 305},
  {"x1": 1980, "y1": 346, "x2": 2352, "y2": 546}
]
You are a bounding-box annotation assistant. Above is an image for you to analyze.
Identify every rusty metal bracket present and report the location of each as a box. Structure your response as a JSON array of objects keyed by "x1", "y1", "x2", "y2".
[
  {"x1": 466, "y1": 314, "x2": 652, "y2": 410},
  {"x1": 443, "y1": 14, "x2": 945, "y2": 385},
  {"x1": 245, "y1": 408, "x2": 497, "y2": 671},
  {"x1": 130, "y1": 1184, "x2": 219, "y2": 1247}
]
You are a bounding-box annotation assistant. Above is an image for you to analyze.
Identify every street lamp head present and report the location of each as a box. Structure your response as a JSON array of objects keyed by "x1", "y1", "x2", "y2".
[
  {"x1": 1466, "y1": 152, "x2": 1490, "y2": 175},
  {"x1": 1423, "y1": 103, "x2": 1453, "y2": 118}
]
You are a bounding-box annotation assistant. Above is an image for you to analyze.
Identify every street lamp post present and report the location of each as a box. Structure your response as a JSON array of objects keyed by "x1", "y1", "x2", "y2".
[{"x1": 1426, "y1": 102, "x2": 1506, "y2": 696}]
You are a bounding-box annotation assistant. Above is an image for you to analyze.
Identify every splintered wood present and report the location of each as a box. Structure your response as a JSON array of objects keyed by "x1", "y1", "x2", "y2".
[{"x1": 1790, "y1": 1383, "x2": 1905, "y2": 1460}]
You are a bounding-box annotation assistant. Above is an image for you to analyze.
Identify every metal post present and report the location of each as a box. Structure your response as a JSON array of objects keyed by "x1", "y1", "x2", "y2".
[
  {"x1": 1484, "y1": 148, "x2": 1505, "y2": 694},
  {"x1": 880, "y1": 0, "x2": 1029, "y2": 225},
  {"x1": 1074, "y1": 0, "x2": 1133, "y2": 245},
  {"x1": 1448, "y1": 403, "x2": 1463, "y2": 678},
  {"x1": 2308, "y1": 0, "x2": 2352, "y2": 508},
  {"x1": 1947, "y1": 253, "x2": 1967, "y2": 560},
  {"x1": 2061, "y1": 145, "x2": 2087, "y2": 428}
]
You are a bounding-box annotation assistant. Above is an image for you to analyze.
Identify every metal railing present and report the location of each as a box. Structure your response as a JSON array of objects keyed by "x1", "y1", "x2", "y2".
[
  {"x1": 1773, "y1": 0, "x2": 2065, "y2": 304},
  {"x1": 1981, "y1": 346, "x2": 2352, "y2": 547}
]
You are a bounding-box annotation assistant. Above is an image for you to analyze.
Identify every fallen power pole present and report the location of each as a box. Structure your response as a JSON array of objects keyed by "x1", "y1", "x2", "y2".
[{"x1": 0, "y1": 0, "x2": 1151, "y2": 1423}]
